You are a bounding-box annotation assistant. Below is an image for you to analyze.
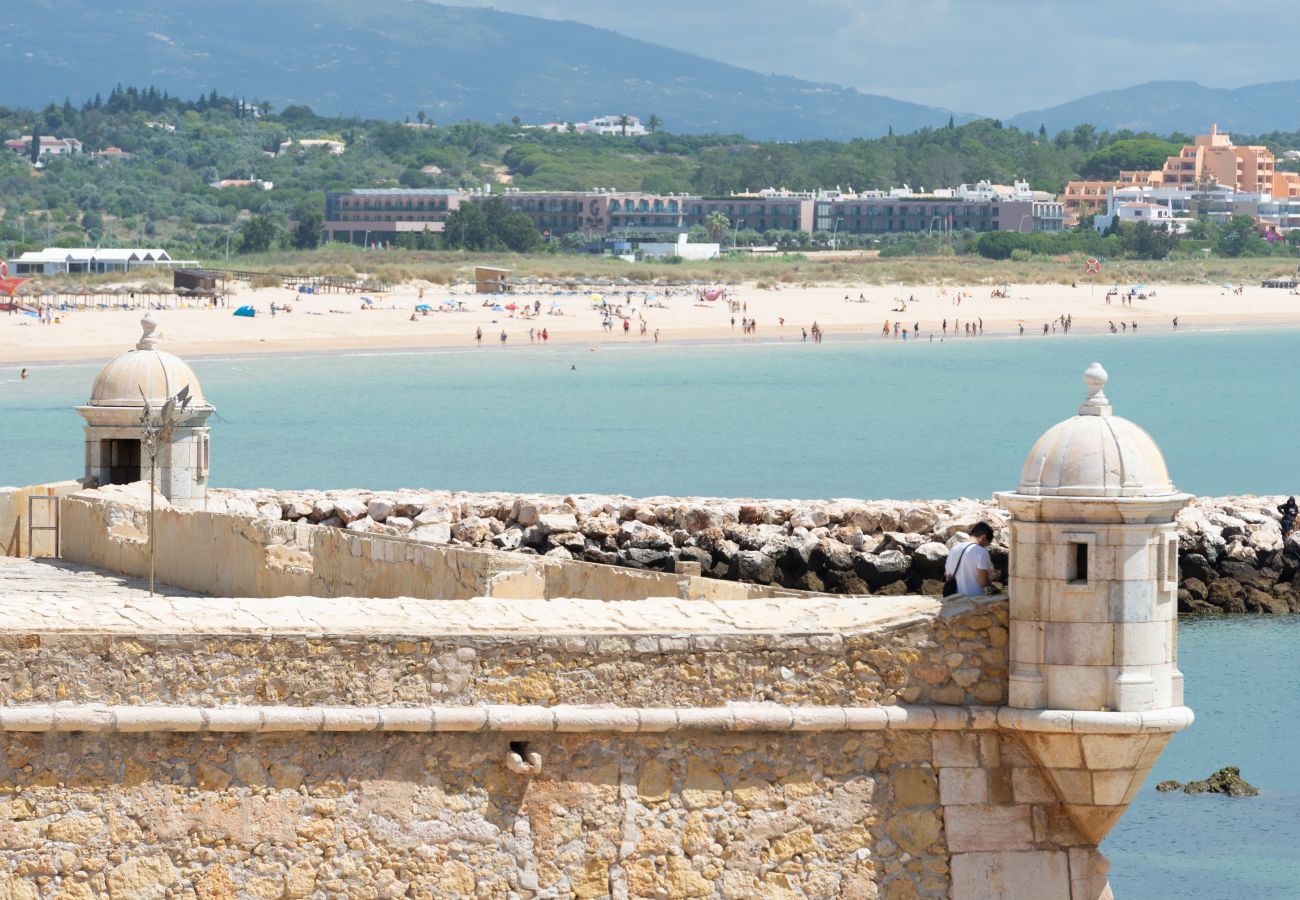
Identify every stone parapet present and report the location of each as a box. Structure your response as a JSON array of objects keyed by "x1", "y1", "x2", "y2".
[{"x1": 205, "y1": 485, "x2": 1300, "y2": 612}]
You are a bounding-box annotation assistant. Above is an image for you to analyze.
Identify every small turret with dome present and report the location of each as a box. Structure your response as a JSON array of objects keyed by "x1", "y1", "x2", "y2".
[
  {"x1": 1015, "y1": 362, "x2": 1175, "y2": 499},
  {"x1": 76, "y1": 314, "x2": 215, "y2": 508},
  {"x1": 996, "y1": 363, "x2": 1193, "y2": 845}
]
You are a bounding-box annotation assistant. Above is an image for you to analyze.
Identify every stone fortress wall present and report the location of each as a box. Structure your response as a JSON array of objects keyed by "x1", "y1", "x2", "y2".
[
  {"x1": 0, "y1": 478, "x2": 1183, "y2": 899},
  {"x1": 0, "y1": 536, "x2": 1128, "y2": 900},
  {"x1": 0, "y1": 339, "x2": 1203, "y2": 899}
]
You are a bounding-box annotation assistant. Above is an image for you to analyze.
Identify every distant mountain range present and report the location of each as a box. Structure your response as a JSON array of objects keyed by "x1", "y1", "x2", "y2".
[
  {"x1": 1, "y1": 3, "x2": 1296, "y2": 140},
  {"x1": 0, "y1": 0, "x2": 971, "y2": 141},
  {"x1": 1007, "y1": 81, "x2": 1300, "y2": 137}
]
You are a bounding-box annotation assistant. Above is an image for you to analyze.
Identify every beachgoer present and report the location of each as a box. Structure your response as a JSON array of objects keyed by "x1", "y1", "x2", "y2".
[
  {"x1": 1172, "y1": 317, "x2": 1179, "y2": 329},
  {"x1": 802, "y1": 328, "x2": 808, "y2": 342},
  {"x1": 654, "y1": 329, "x2": 659, "y2": 343},
  {"x1": 499, "y1": 330, "x2": 507, "y2": 346},
  {"x1": 944, "y1": 522, "x2": 997, "y2": 597},
  {"x1": 475, "y1": 327, "x2": 482, "y2": 345},
  {"x1": 1278, "y1": 497, "x2": 1298, "y2": 538},
  {"x1": 20, "y1": 368, "x2": 28, "y2": 380},
  {"x1": 541, "y1": 328, "x2": 549, "y2": 342}
]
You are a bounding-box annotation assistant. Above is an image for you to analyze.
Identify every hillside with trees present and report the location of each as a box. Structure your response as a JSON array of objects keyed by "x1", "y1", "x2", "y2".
[{"x1": 1, "y1": 86, "x2": 1299, "y2": 263}]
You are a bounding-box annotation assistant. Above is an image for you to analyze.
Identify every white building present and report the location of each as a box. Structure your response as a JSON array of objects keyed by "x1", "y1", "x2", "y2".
[
  {"x1": 638, "y1": 233, "x2": 720, "y2": 260},
  {"x1": 3, "y1": 135, "x2": 82, "y2": 157},
  {"x1": 278, "y1": 139, "x2": 346, "y2": 156},
  {"x1": 8, "y1": 248, "x2": 178, "y2": 275},
  {"x1": 584, "y1": 115, "x2": 647, "y2": 136}
]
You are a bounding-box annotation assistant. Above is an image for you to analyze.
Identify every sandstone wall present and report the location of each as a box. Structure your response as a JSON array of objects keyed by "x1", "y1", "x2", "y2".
[
  {"x1": 0, "y1": 587, "x2": 1127, "y2": 900},
  {"x1": 217, "y1": 487, "x2": 1300, "y2": 614},
  {"x1": 0, "y1": 727, "x2": 1110, "y2": 900},
  {"x1": 0, "y1": 482, "x2": 82, "y2": 558}
]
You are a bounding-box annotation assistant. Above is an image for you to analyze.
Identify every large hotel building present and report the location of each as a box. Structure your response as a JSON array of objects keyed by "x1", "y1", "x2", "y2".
[
  {"x1": 1062, "y1": 125, "x2": 1300, "y2": 224},
  {"x1": 323, "y1": 183, "x2": 1062, "y2": 245}
]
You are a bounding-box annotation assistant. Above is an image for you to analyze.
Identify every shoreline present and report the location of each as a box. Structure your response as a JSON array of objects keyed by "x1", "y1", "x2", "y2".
[{"x1": 4, "y1": 317, "x2": 1298, "y2": 369}]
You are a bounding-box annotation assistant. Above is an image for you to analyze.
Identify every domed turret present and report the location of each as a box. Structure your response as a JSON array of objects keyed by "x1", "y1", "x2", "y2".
[
  {"x1": 996, "y1": 363, "x2": 1194, "y2": 847},
  {"x1": 1016, "y1": 362, "x2": 1174, "y2": 498},
  {"x1": 76, "y1": 315, "x2": 214, "y2": 508},
  {"x1": 88, "y1": 314, "x2": 207, "y2": 408}
]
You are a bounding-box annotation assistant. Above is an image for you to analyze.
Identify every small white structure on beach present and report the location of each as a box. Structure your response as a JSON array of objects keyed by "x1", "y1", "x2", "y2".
[
  {"x1": 76, "y1": 315, "x2": 214, "y2": 508},
  {"x1": 8, "y1": 248, "x2": 183, "y2": 275}
]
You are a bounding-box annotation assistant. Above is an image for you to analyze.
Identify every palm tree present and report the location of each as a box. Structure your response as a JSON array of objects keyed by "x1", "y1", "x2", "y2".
[
  {"x1": 617, "y1": 114, "x2": 631, "y2": 137},
  {"x1": 705, "y1": 212, "x2": 730, "y2": 243},
  {"x1": 647, "y1": 114, "x2": 661, "y2": 134},
  {"x1": 417, "y1": 111, "x2": 426, "y2": 126}
]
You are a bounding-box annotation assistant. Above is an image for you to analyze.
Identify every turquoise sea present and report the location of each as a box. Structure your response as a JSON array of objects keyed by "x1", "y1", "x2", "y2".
[{"x1": 2, "y1": 328, "x2": 1299, "y2": 897}]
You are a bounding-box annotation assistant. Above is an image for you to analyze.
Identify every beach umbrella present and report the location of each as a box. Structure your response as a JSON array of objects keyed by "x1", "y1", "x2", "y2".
[
  {"x1": 1219, "y1": 283, "x2": 1234, "y2": 289},
  {"x1": 360, "y1": 296, "x2": 373, "y2": 305}
]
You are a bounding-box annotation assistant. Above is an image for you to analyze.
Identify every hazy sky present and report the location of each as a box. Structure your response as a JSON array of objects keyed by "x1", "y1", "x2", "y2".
[{"x1": 454, "y1": 0, "x2": 1292, "y2": 116}]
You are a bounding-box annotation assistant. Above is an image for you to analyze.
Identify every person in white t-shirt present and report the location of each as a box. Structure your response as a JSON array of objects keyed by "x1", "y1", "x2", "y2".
[{"x1": 944, "y1": 522, "x2": 996, "y2": 597}]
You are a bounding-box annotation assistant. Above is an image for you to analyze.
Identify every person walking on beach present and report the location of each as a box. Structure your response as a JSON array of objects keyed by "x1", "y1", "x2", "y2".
[
  {"x1": 944, "y1": 522, "x2": 996, "y2": 597},
  {"x1": 1279, "y1": 497, "x2": 1298, "y2": 539},
  {"x1": 499, "y1": 330, "x2": 507, "y2": 346},
  {"x1": 1172, "y1": 317, "x2": 1179, "y2": 329},
  {"x1": 475, "y1": 327, "x2": 482, "y2": 346}
]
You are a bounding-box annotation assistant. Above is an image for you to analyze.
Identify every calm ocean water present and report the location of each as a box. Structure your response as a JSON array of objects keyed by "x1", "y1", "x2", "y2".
[
  {"x1": 2, "y1": 329, "x2": 1297, "y2": 896},
  {"x1": 2, "y1": 328, "x2": 1299, "y2": 498}
]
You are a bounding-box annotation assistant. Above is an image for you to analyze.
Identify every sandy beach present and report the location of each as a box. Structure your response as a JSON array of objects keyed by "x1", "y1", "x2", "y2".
[{"x1": 3, "y1": 279, "x2": 1298, "y2": 365}]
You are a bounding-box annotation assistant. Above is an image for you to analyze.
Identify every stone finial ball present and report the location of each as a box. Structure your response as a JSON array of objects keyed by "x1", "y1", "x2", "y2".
[{"x1": 1083, "y1": 361, "x2": 1108, "y2": 398}]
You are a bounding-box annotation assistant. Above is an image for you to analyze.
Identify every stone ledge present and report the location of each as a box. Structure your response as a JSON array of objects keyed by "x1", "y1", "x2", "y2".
[{"x1": 0, "y1": 703, "x2": 1194, "y2": 734}]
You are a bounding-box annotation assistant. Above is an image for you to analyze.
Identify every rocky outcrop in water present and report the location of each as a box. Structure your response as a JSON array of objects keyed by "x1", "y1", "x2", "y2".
[
  {"x1": 204, "y1": 488, "x2": 1300, "y2": 610},
  {"x1": 1156, "y1": 767, "x2": 1259, "y2": 797}
]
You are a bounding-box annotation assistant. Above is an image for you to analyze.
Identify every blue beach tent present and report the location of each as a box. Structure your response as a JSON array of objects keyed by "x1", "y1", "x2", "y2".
[
  {"x1": 415, "y1": 304, "x2": 432, "y2": 311},
  {"x1": 234, "y1": 305, "x2": 256, "y2": 317}
]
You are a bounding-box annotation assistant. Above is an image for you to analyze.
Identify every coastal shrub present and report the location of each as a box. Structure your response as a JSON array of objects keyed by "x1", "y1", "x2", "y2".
[{"x1": 250, "y1": 273, "x2": 282, "y2": 288}]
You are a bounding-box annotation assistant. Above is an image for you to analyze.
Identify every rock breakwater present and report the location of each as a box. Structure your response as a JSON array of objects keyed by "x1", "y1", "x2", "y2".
[{"x1": 205, "y1": 488, "x2": 1300, "y2": 613}]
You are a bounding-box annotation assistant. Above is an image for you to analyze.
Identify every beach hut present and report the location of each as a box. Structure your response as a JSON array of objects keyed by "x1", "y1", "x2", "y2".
[{"x1": 474, "y1": 266, "x2": 510, "y2": 294}]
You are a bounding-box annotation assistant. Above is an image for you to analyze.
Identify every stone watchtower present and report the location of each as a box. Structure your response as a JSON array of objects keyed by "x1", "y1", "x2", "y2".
[
  {"x1": 997, "y1": 362, "x2": 1192, "y2": 843},
  {"x1": 76, "y1": 314, "x2": 214, "y2": 508}
]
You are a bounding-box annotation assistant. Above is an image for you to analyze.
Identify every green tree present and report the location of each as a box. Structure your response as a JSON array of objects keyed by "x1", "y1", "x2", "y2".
[
  {"x1": 1079, "y1": 139, "x2": 1180, "y2": 179},
  {"x1": 442, "y1": 201, "x2": 491, "y2": 250},
  {"x1": 237, "y1": 214, "x2": 278, "y2": 253},
  {"x1": 481, "y1": 196, "x2": 542, "y2": 252},
  {"x1": 1214, "y1": 215, "x2": 1263, "y2": 257},
  {"x1": 1121, "y1": 220, "x2": 1178, "y2": 260},
  {"x1": 617, "y1": 114, "x2": 631, "y2": 137},
  {"x1": 292, "y1": 209, "x2": 323, "y2": 250},
  {"x1": 647, "y1": 114, "x2": 661, "y2": 134},
  {"x1": 704, "y1": 211, "x2": 730, "y2": 243}
]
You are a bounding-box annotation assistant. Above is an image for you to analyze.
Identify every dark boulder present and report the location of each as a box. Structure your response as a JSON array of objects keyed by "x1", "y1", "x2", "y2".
[
  {"x1": 1182, "y1": 767, "x2": 1259, "y2": 797},
  {"x1": 853, "y1": 550, "x2": 909, "y2": 588},
  {"x1": 1180, "y1": 553, "x2": 1215, "y2": 584},
  {"x1": 731, "y1": 550, "x2": 776, "y2": 584}
]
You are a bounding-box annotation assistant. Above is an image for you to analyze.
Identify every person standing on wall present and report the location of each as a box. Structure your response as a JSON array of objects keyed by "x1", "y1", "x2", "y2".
[{"x1": 944, "y1": 522, "x2": 996, "y2": 597}]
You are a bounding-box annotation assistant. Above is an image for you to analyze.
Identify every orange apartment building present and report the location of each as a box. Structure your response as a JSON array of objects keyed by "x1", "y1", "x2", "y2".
[{"x1": 1061, "y1": 125, "x2": 1300, "y2": 223}]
